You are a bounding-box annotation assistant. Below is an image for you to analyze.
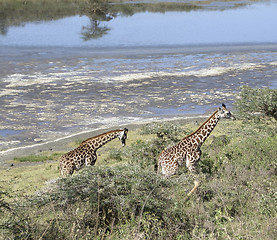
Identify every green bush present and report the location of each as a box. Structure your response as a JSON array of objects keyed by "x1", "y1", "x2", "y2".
[
  {"x1": 124, "y1": 122, "x2": 189, "y2": 170},
  {"x1": 108, "y1": 148, "x2": 123, "y2": 162},
  {"x1": 1, "y1": 166, "x2": 177, "y2": 239},
  {"x1": 141, "y1": 121, "x2": 187, "y2": 141},
  {"x1": 235, "y1": 85, "x2": 277, "y2": 121},
  {"x1": 123, "y1": 139, "x2": 162, "y2": 170}
]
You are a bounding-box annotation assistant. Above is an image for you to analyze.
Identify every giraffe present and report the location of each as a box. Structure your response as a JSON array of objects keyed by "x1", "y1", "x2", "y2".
[
  {"x1": 157, "y1": 104, "x2": 235, "y2": 198},
  {"x1": 59, "y1": 128, "x2": 128, "y2": 176}
]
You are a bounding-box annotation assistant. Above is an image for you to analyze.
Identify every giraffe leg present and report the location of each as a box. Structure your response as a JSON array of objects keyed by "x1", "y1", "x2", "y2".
[
  {"x1": 185, "y1": 155, "x2": 200, "y2": 201},
  {"x1": 59, "y1": 160, "x2": 68, "y2": 176},
  {"x1": 185, "y1": 180, "x2": 200, "y2": 201}
]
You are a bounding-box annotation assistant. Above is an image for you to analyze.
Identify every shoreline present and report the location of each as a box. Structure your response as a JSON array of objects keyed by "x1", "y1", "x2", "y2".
[
  {"x1": 1, "y1": 42, "x2": 277, "y2": 60},
  {"x1": 0, "y1": 114, "x2": 208, "y2": 165},
  {"x1": 1, "y1": 42, "x2": 277, "y2": 165}
]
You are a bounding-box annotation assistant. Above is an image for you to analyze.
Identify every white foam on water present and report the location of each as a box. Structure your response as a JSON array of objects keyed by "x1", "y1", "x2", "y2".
[
  {"x1": 1, "y1": 59, "x2": 272, "y2": 90},
  {"x1": 101, "y1": 62, "x2": 266, "y2": 82},
  {"x1": 4, "y1": 73, "x2": 56, "y2": 87},
  {"x1": 2, "y1": 70, "x2": 98, "y2": 89}
]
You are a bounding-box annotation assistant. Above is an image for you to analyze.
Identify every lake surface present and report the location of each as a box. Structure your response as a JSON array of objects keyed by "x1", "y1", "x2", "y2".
[
  {"x1": 0, "y1": 1, "x2": 277, "y2": 47},
  {"x1": 0, "y1": 0, "x2": 277, "y2": 158}
]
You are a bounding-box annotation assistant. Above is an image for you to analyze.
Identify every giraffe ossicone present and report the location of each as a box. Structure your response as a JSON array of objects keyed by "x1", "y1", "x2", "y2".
[
  {"x1": 157, "y1": 104, "x2": 235, "y2": 198},
  {"x1": 59, "y1": 128, "x2": 128, "y2": 176}
]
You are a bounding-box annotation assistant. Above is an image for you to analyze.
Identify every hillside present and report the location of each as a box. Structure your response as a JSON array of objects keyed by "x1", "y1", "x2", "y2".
[{"x1": 1, "y1": 116, "x2": 276, "y2": 239}]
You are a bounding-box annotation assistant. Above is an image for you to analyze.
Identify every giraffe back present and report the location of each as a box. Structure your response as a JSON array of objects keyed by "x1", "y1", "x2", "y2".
[
  {"x1": 158, "y1": 135, "x2": 197, "y2": 177},
  {"x1": 59, "y1": 141, "x2": 97, "y2": 175}
]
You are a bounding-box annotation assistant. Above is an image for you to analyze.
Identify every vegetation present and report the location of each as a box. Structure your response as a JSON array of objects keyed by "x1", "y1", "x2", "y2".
[
  {"x1": 0, "y1": 0, "x2": 80, "y2": 35},
  {"x1": 1, "y1": 87, "x2": 277, "y2": 239},
  {"x1": 13, "y1": 152, "x2": 62, "y2": 163},
  {"x1": 1, "y1": 116, "x2": 277, "y2": 239},
  {"x1": 235, "y1": 85, "x2": 277, "y2": 121}
]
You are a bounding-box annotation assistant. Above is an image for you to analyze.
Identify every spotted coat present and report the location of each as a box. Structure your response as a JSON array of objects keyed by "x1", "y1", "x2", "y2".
[
  {"x1": 157, "y1": 104, "x2": 235, "y2": 177},
  {"x1": 60, "y1": 128, "x2": 128, "y2": 176}
]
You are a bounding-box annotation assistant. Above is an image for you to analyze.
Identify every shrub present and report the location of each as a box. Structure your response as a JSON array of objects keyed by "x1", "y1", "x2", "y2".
[
  {"x1": 141, "y1": 121, "x2": 186, "y2": 142},
  {"x1": 124, "y1": 122, "x2": 189, "y2": 170},
  {"x1": 123, "y1": 139, "x2": 162, "y2": 170},
  {"x1": 235, "y1": 85, "x2": 277, "y2": 121},
  {"x1": 108, "y1": 148, "x2": 123, "y2": 162},
  {"x1": 1, "y1": 166, "x2": 177, "y2": 239}
]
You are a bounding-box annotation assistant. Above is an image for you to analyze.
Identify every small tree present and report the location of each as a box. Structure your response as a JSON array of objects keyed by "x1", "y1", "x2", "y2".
[
  {"x1": 124, "y1": 122, "x2": 188, "y2": 170},
  {"x1": 235, "y1": 86, "x2": 277, "y2": 121},
  {"x1": 141, "y1": 122, "x2": 186, "y2": 142}
]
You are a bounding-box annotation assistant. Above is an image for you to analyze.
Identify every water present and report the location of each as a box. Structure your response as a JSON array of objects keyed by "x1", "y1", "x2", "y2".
[
  {"x1": 1, "y1": 47, "x2": 276, "y2": 153},
  {"x1": 0, "y1": 1, "x2": 277, "y2": 47},
  {"x1": 0, "y1": 0, "x2": 277, "y2": 156},
  {"x1": 0, "y1": 130, "x2": 22, "y2": 137}
]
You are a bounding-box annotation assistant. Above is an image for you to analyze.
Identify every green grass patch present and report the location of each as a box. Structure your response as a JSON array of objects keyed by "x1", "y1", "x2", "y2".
[
  {"x1": 13, "y1": 152, "x2": 63, "y2": 163},
  {"x1": 0, "y1": 162, "x2": 60, "y2": 196},
  {"x1": 14, "y1": 155, "x2": 51, "y2": 162}
]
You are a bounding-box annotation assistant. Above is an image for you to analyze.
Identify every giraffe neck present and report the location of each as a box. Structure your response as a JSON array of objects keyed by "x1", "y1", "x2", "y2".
[
  {"x1": 185, "y1": 110, "x2": 220, "y2": 146},
  {"x1": 82, "y1": 130, "x2": 121, "y2": 150}
]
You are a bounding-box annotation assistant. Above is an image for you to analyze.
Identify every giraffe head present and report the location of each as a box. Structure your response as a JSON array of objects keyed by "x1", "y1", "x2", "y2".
[
  {"x1": 118, "y1": 128, "x2": 128, "y2": 146},
  {"x1": 218, "y1": 103, "x2": 236, "y2": 120}
]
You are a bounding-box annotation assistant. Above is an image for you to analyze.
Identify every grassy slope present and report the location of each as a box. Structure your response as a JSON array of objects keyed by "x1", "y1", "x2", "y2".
[
  {"x1": 0, "y1": 127, "x2": 154, "y2": 195},
  {"x1": 0, "y1": 120, "x2": 209, "y2": 195},
  {"x1": 0, "y1": 119, "x2": 272, "y2": 194},
  {"x1": 1, "y1": 119, "x2": 277, "y2": 239}
]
